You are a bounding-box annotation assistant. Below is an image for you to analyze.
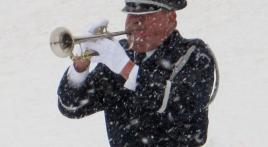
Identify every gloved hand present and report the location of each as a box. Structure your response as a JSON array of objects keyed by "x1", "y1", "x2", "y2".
[
  {"x1": 68, "y1": 19, "x2": 130, "y2": 87},
  {"x1": 82, "y1": 38, "x2": 129, "y2": 74},
  {"x1": 79, "y1": 19, "x2": 130, "y2": 74}
]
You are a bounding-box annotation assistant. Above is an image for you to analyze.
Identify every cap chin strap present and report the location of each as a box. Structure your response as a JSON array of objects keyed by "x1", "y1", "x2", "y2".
[{"x1": 125, "y1": 0, "x2": 173, "y2": 10}]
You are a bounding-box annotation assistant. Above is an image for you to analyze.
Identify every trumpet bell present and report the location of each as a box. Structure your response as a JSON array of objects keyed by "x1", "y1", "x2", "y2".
[{"x1": 50, "y1": 27, "x2": 74, "y2": 58}]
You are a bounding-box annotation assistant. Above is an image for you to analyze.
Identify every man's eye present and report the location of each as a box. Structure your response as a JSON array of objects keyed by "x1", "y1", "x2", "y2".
[{"x1": 134, "y1": 21, "x2": 142, "y2": 26}]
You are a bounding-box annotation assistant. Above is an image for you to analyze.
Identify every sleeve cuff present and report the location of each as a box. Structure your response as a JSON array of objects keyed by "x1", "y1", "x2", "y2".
[
  {"x1": 67, "y1": 62, "x2": 98, "y2": 87},
  {"x1": 124, "y1": 65, "x2": 139, "y2": 91}
]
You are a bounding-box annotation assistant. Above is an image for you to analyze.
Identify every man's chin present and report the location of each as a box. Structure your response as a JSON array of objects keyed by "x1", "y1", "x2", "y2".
[{"x1": 127, "y1": 38, "x2": 151, "y2": 52}]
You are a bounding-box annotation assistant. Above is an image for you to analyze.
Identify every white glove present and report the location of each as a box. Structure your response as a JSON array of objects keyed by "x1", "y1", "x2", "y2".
[
  {"x1": 67, "y1": 19, "x2": 129, "y2": 87},
  {"x1": 78, "y1": 19, "x2": 130, "y2": 74},
  {"x1": 82, "y1": 38, "x2": 129, "y2": 74},
  {"x1": 72, "y1": 19, "x2": 129, "y2": 74}
]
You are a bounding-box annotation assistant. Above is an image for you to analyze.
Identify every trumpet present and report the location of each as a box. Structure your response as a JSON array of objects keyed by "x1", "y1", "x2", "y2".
[{"x1": 49, "y1": 26, "x2": 128, "y2": 60}]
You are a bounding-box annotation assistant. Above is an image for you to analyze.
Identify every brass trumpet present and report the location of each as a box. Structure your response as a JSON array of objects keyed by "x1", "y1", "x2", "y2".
[{"x1": 49, "y1": 26, "x2": 128, "y2": 60}]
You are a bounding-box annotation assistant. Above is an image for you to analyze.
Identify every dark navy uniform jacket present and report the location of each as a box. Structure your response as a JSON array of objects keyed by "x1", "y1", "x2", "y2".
[{"x1": 57, "y1": 30, "x2": 215, "y2": 147}]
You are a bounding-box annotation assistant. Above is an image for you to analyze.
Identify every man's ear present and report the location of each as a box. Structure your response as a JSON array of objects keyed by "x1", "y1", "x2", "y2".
[
  {"x1": 168, "y1": 11, "x2": 177, "y2": 23},
  {"x1": 167, "y1": 11, "x2": 177, "y2": 29}
]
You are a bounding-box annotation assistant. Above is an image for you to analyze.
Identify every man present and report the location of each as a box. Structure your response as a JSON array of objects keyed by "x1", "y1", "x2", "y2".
[{"x1": 57, "y1": 0, "x2": 216, "y2": 146}]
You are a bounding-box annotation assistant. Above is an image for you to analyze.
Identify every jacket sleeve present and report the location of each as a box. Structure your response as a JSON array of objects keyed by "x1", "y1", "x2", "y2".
[
  {"x1": 164, "y1": 44, "x2": 215, "y2": 146},
  {"x1": 57, "y1": 63, "x2": 126, "y2": 119}
]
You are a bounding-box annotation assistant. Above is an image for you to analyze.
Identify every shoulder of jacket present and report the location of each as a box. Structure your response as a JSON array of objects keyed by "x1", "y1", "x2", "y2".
[
  {"x1": 169, "y1": 37, "x2": 209, "y2": 60},
  {"x1": 178, "y1": 38, "x2": 217, "y2": 67},
  {"x1": 182, "y1": 38, "x2": 212, "y2": 55},
  {"x1": 182, "y1": 38, "x2": 207, "y2": 49}
]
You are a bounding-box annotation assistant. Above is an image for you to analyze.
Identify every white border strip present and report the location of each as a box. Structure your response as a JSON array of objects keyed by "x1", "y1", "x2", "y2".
[
  {"x1": 157, "y1": 80, "x2": 172, "y2": 113},
  {"x1": 59, "y1": 96, "x2": 88, "y2": 111},
  {"x1": 157, "y1": 46, "x2": 196, "y2": 113}
]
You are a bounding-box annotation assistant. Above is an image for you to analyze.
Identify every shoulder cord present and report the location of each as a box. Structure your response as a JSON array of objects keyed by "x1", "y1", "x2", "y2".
[{"x1": 157, "y1": 45, "x2": 219, "y2": 113}]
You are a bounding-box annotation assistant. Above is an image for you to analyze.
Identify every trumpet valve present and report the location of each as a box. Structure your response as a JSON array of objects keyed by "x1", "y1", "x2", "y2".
[
  {"x1": 84, "y1": 49, "x2": 100, "y2": 57},
  {"x1": 71, "y1": 49, "x2": 100, "y2": 61},
  {"x1": 95, "y1": 26, "x2": 108, "y2": 35}
]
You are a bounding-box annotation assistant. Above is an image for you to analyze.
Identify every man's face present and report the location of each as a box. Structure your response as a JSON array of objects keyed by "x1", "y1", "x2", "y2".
[{"x1": 125, "y1": 11, "x2": 176, "y2": 53}]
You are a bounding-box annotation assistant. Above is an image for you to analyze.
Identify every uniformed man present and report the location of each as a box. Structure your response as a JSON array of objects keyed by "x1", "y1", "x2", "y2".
[{"x1": 57, "y1": 0, "x2": 216, "y2": 146}]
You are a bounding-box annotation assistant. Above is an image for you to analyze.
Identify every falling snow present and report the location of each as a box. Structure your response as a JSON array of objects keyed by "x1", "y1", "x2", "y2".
[{"x1": 0, "y1": 0, "x2": 267, "y2": 147}]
